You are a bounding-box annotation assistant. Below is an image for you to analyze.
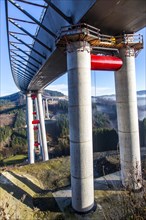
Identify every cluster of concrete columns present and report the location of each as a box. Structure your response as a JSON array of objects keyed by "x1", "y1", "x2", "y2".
[
  {"x1": 26, "y1": 40, "x2": 142, "y2": 213},
  {"x1": 26, "y1": 92, "x2": 49, "y2": 163},
  {"x1": 43, "y1": 99, "x2": 50, "y2": 119},
  {"x1": 67, "y1": 41, "x2": 142, "y2": 213}
]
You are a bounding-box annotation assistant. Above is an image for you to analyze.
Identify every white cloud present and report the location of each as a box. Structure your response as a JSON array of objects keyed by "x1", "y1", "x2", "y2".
[
  {"x1": 91, "y1": 86, "x2": 115, "y2": 96},
  {"x1": 46, "y1": 83, "x2": 115, "y2": 97},
  {"x1": 46, "y1": 84, "x2": 68, "y2": 95},
  {"x1": 0, "y1": 88, "x2": 19, "y2": 97}
]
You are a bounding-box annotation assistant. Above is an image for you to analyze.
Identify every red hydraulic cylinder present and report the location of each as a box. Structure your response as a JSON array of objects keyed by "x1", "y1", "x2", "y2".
[
  {"x1": 31, "y1": 94, "x2": 37, "y2": 100},
  {"x1": 91, "y1": 54, "x2": 123, "y2": 71},
  {"x1": 32, "y1": 119, "x2": 40, "y2": 124},
  {"x1": 34, "y1": 142, "x2": 40, "y2": 147},
  {"x1": 33, "y1": 126, "x2": 38, "y2": 131}
]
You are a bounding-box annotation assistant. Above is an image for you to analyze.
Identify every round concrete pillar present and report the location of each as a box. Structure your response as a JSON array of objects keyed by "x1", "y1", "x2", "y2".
[
  {"x1": 45, "y1": 99, "x2": 50, "y2": 119},
  {"x1": 115, "y1": 48, "x2": 142, "y2": 190},
  {"x1": 67, "y1": 41, "x2": 94, "y2": 213},
  {"x1": 35, "y1": 98, "x2": 43, "y2": 158},
  {"x1": 43, "y1": 100, "x2": 46, "y2": 119},
  {"x1": 26, "y1": 93, "x2": 35, "y2": 164},
  {"x1": 37, "y1": 92, "x2": 49, "y2": 161}
]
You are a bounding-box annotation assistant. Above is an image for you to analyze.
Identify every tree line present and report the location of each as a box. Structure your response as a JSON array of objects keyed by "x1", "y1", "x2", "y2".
[{"x1": 0, "y1": 108, "x2": 27, "y2": 159}]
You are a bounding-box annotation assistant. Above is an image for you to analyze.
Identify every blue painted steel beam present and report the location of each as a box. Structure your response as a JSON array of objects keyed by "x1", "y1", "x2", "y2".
[
  {"x1": 11, "y1": 50, "x2": 39, "y2": 69},
  {"x1": 11, "y1": 43, "x2": 43, "y2": 64},
  {"x1": 44, "y1": 0, "x2": 73, "y2": 24},
  {"x1": 12, "y1": 58, "x2": 36, "y2": 73},
  {"x1": 12, "y1": 65, "x2": 32, "y2": 79},
  {"x1": 8, "y1": 0, "x2": 56, "y2": 38},
  {"x1": 13, "y1": 70, "x2": 30, "y2": 82},
  {"x1": 9, "y1": 18, "x2": 52, "y2": 51},
  {"x1": 11, "y1": 60, "x2": 35, "y2": 76},
  {"x1": 16, "y1": 0, "x2": 47, "y2": 8},
  {"x1": 8, "y1": 17, "x2": 36, "y2": 24}
]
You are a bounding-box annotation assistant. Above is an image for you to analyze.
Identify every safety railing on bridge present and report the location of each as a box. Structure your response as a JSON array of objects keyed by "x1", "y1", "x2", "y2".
[{"x1": 56, "y1": 23, "x2": 143, "y2": 56}]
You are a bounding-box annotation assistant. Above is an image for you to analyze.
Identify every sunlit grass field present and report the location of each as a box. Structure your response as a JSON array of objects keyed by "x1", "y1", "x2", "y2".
[{"x1": 3, "y1": 154, "x2": 27, "y2": 166}]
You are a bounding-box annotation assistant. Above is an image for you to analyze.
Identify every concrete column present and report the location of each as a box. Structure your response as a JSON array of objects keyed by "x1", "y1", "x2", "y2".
[
  {"x1": 67, "y1": 41, "x2": 94, "y2": 213},
  {"x1": 26, "y1": 93, "x2": 35, "y2": 164},
  {"x1": 45, "y1": 99, "x2": 50, "y2": 119},
  {"x1": 35, "y1": 98, "x2": 43, "y2": 158},
  {"x1": 37, "y1": 92, "x2": 49, "y2": 161},
  {"x1": 43, "y1": 100, "x2": 46, "y2": 119},
  {"x1": 115, "y1": 48, "x2": 142, "y2": 190}
]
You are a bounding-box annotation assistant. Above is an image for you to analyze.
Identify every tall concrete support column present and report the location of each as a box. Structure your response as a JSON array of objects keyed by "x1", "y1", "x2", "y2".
[
  {"x1": 37, "y1": 92, "x2": 49, "y2": 161},
  {"x1": 35, "y1": 98, "x2": 43, "y2": 157},
  {"x1": 43, "y1": 100, "x2": 46, "y2": 119},
  {"x1": 45, "y1": 99, "x2": 50, "y2": 119},
  {"x1": 115, "y1": 48, "x2": 142, "y2": 190},
  {"x1": 67, "y1": 41, "x2": 94, "y2": 213},
  {"x1": 26, "y1": 93, "x2": 35, "y2": 164}
]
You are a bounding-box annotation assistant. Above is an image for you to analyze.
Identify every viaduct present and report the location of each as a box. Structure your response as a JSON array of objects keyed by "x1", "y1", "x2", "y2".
[{"x1": 5, "y1": 0, "x2": 146, "y2": 213}]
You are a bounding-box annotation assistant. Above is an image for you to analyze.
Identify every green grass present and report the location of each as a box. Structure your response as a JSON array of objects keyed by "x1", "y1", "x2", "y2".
[
  {"x1": 13, "y1": 156, "x2": 71, "y2": 190},
  {"x1": 3, "y1": 154, "x2": 27, "y2": 166}
]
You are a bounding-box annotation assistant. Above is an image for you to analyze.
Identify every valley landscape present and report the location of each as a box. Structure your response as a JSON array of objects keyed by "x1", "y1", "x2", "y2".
[{"x1": 0, "y1": 90, "x2": 146, "y2": 219}]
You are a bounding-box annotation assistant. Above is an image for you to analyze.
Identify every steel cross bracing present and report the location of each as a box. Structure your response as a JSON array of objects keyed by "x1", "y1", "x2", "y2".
[
  {"x1": 5, "y1": 0, "x2": 145, "y2": 93},
  {"x1": 5, "y1": 0, "x2": 75, "y2": 93},
  {"x1": 5, "y1": 0, "x2": 51, "y2": 92}
]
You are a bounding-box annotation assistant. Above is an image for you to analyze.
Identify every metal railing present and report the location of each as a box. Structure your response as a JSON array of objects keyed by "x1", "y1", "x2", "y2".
[{"x1": 56, "y1": 23, "x2": 143, "y2": 54}]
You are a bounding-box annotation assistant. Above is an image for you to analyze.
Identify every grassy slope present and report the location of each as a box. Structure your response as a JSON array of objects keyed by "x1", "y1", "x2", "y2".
[
  {"x1": 0, "y1": 156, "x2": 70, "y2": 220},
  {"x1": 3, "y1": 154, "x2": 28, "y2": 166},
  {"x1": 0, "y1": 155, "x2": 146, "y2": 219},
  {"x1": 13, "y1": 156, "x2": 70, "y2": 190}
]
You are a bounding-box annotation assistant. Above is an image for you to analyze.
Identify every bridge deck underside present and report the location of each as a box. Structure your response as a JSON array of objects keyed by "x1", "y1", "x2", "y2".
[
  {"x1": 82, "y1": 0, "x2": 146, "y2": 35},
  {"x1": 8, "y1": 0, "x2": 146, "y2": 92}
]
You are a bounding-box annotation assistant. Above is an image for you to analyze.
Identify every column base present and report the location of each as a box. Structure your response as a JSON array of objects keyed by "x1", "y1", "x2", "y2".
[
  {"x1": 72, "y1": 201, "x2": 97, "y2": 215},
  {"x1": 130, "y1": 187, "x2": 143, "y2": 193}
]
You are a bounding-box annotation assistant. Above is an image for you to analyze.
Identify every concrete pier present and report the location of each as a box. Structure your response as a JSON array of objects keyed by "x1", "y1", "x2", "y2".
[
  {"x1": 35, "y1": 98, "x2": 43, "y2": 157},
  {"x1": 43, "y1": 100, "x2": 46, "y2": 119},
  {"x1": 67, "y1": 41, "x2": 94, "y2": 213},
  {"x1": 37, "y1": 92, "x2": 49, "y2": 161},
  {"x1": 45, "y1": 99, "x2": 50, "y2": 119},
  {"x1": 115, "y1": 48, "x2": 142, "y2": 190},
  {"x1": 26, "y1": 93, "x2": 35, "y2": 164}
]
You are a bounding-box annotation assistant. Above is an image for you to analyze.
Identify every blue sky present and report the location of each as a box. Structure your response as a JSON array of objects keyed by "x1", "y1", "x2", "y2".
[{"x1": 0, "y1": 0, "x2": 146, "y2": 97}]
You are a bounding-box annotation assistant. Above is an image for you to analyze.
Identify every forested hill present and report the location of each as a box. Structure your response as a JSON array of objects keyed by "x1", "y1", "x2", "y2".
[
  {"x1": 0, "y1": 90, "x2": 65, "y2": 105},
  {"x1": 137, "y1": 90, "x2": 146, "y2": 96}
]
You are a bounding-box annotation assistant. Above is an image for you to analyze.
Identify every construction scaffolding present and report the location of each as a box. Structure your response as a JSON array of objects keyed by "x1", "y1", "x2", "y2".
[{"x1": 56, "y1": 23, "x2": 143, "y2": 56}]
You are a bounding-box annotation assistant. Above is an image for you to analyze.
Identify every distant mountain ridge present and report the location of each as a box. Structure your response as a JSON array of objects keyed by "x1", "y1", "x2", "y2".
[
  {"x1": 0, "y1": 90, "x2": 65, "y2": 105},
  {"x1": 137, "y1": 90, "x2": 146, "y2": 96},
  {"x1": 97, "y1": 90, "x2": 146, "y2": 99},
  {"x1": 95, "y1": 90, "x2": 146, "y2": 121},
  {"x1": 1, "y1": 90, "x2": 145, "y2": 100}
]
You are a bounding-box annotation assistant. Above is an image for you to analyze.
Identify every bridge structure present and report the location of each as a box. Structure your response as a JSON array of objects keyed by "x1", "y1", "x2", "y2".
[{"x1": 5, "y1": 0, "x2": 146, "y2": 214}]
